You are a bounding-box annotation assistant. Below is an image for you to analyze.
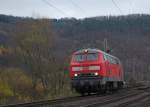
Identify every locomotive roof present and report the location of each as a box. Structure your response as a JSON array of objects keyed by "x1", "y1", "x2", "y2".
[
  {"x1": 74, "y1": 48, "x2": 119, "y2": 60},
  {"x1": 74, "y1": 48, "x2": 101, "y2": 54}
]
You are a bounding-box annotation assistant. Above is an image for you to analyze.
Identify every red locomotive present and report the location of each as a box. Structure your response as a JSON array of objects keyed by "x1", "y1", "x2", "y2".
[{"x1": 69, "y1": 48, "x2": 124, "y2": 95}]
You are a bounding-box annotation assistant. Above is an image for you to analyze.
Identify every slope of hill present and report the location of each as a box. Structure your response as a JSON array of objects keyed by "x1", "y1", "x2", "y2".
[{"x1": 52, "y1": 14, "x2": 150, "y2": 81}]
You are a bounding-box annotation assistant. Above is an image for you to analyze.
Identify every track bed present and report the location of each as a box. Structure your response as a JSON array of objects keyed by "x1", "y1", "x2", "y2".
[{"x1": 2, "y1": 85, "x2": 150, "y2": 107}]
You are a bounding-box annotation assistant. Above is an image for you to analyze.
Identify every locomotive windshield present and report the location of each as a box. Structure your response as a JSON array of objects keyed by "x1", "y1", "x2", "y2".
[{"x1": 73, "y1": 53, "x2": 98, "y2": 61}]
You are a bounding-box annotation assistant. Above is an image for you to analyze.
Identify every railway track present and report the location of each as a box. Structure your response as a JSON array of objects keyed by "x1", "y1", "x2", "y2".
[
  {"x1": 80, "y1": 86, "x2": 150, "y2": 107},
  {"x1": 2, "y1": 85, "x2": 150, "y2": 107},
  {"x1": 1, "y1": 89, "x2": 130, "y2": 107},
  {"x1": 2, "y1": 95, "x2": 95, "y2": 107}
]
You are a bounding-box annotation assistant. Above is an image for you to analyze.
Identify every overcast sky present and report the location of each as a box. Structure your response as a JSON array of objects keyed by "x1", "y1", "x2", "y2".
[{"x1": 0, "y1": 0, "x2": 150, "y2": 19}]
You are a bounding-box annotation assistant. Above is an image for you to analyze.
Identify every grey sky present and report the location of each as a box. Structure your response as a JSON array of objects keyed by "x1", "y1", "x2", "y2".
[{"x1": 0, "y1": 0, "x2": 150, "y2": 19}]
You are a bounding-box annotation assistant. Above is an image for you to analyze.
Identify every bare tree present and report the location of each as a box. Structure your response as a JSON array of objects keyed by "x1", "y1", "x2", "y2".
[{"x1": 11, "y1": 19, "x2": 58, "y2": 99}]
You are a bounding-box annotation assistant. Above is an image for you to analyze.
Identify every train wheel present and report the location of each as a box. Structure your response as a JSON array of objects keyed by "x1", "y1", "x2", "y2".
[
  {"x1": 98, "y1": 85, "x2": 106, "y2": 94},
  {"x1": 81, "y1": 92, "x2": 85, "y2": 96},
  {"x1": 106, "y1": 82, "x2": 113, "y2": 94},
  {"x1": 118, "y1": 82, "x2": 123, "y2": 89},
  {"x1": 80, "y1": 90, "x2": 86, "y2": 96}
]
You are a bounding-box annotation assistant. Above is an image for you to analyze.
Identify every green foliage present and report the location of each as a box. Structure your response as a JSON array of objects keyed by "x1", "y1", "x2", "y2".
[
  {"x1": 0, "y1": 80, "x2": 13, "y2": 98},
  {"x1": 0, "y1": 68, "x2": 34, "y2": 104}
]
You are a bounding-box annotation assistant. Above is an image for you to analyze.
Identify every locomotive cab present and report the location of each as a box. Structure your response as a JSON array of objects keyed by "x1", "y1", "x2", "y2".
[{"x1": 70, "y1": 49, "x2": 104, "y2": 93}]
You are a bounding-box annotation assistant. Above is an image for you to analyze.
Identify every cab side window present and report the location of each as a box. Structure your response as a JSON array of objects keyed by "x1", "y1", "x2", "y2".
[
  {"x1": 113, "y1": 57, "x2": 117, "y2": 64},
  {"x1": 115, "y1": 59, "x2": 119, "y2": 64},
  {"x1": 106, "y1": 55, "x2": 111, "y2": 63},
  {"x1": 103, "y1": 54, "x2": 107, "y2": 61},
  {"x1": 104, "y1": 54, "x2": 119, "y2": 64},
  {"x1": 106, "y1": 55, "x2": 116, "y2": 64},
  {"x1": 116, "y1": 59, "x2": 121, "y2": 64},
  {"x1": 104, "y1": 54, "x2": 120, "y2": 64}
]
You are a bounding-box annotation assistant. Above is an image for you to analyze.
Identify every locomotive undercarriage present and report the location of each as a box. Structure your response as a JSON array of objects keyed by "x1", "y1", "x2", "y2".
[{"x1": 71, "y1": 76, "x2": 123, "y2": 95}]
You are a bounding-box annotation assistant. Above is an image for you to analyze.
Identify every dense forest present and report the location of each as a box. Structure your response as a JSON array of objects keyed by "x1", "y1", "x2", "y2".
[{"x1": 0, "y1": 14, "x2": 150, "y2": 105}]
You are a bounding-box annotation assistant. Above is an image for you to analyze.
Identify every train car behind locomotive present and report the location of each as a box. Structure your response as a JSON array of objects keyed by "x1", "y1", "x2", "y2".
[{"x1": 69, "y1": 48, "x2": 124, "y2": 95}]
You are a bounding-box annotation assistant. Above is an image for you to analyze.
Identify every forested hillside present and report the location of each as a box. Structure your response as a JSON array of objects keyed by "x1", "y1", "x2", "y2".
[
  {"x1": 0, "y1": 14, "x2": 150, "y2": 105},
  {"x1": 53, "y1": 14, "x2": 150, "y2": 82}
]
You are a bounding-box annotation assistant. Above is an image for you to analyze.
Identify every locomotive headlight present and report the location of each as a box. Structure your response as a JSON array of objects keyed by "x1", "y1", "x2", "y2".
[
  {"x1": 89, "y1": 66, "x2": 100, "y2": 70},
  {"x1": 74, "y1": 73, "x2": 78, "y2": 77},
  {"x1": 94, "y1": 72, "x2": 98, "y2": 76},
  {"x1": 72, "y1": 67, "x2": 82, "y2": 71}
]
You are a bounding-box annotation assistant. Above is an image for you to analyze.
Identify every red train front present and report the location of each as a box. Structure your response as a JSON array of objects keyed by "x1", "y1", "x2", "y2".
[{"x1": 69, "y1": 48, "x2": 124, "y2": 95}]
